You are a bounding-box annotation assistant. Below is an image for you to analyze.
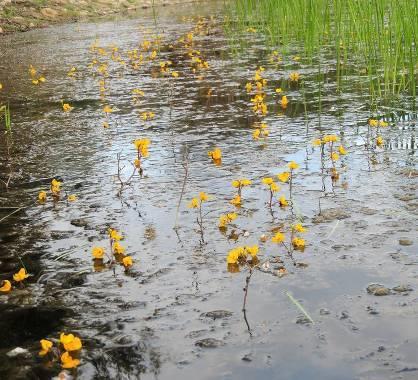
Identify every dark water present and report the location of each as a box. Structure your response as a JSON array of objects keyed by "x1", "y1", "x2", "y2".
[{"x1": 0, "y1": 2, "x2": 417, "y2": 379}]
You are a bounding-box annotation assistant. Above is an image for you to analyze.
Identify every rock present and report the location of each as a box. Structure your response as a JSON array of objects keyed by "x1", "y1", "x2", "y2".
[
  {"x1": 399, "y1": 238, "x2": 413, "y2": 246},
  {"x1": 312, "y1": 208, "x2": 350, "y2": 223},
  {"x1": 241, "y1": 353, "x2": 253, "y2": 362},
  {"x1": 70, "y1": 218, "x2": 89, "y2": 227},
  {"x1": 195, "y1": 338, "x2": 224, "y2": 348},
  {"x1": 319, "y1": 308, "x2": 330, "y2": 315},
  {"x1": 6, "y1": 347, "x2": 30, "y2": 358},
  {"x1": 367, "y1": 284, "x2": 391, "y2": 296},
  {"x1": 392, "y1": 285, "x2": 412, "y2": 293},
  {"x1": 40, "y1": 8, "x2": 59, "y2": 19},
  {"x1": 200, "y1": 310, "x2": 233, "y2": 320},
  {"x1": 295, "y1": 315, "x2": 312, "y2": 324},
  {"x1": 367, "y1": 306, "x2": 379, "y2": 315}
]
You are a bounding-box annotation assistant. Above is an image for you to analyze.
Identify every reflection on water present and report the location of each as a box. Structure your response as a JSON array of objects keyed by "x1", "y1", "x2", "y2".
[{"x1": 0, "y1": 1, "x2": 417, "y2": 379}]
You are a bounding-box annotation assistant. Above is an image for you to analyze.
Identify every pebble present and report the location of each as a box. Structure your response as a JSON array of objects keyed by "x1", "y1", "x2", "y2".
[
  {"x1": 399, "y1": 238, "x2": 413, "y2": 246},
  {"x1": 367, "y1": 284, "x2": 391, "y2": 296},
  {"x1": 195, "y1": 338, "x2": 224, "y2": 348}
]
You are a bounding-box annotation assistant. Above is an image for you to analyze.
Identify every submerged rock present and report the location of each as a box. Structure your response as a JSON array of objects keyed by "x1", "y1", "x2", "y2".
[
  {"x1": 6, "y1": 347, "x2": 30, "y2": 358},
  {"x1": 70, "y1": 218, "x2": 89, "y2": 228},
  {"x1": 200, "y1": 310, "x2": 233, "y2": 320},
  {"x1": 392, "y1": 285, "x2": 412, "y2": 293},
  {"x1": 367, "y1": 284, "x2": 391, "y2": 296},
  {"x1": 399, "y1": 238, "x2": 413, "y2": 246},
  {"x1": 312, "y1": 208, "x2": 350, "y2": 223},
  {"x1": 195, "y1": 338, "x2": 224, "y2": 348}
]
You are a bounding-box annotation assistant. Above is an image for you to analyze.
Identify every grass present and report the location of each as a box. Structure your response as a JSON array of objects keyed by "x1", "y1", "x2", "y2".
[{"x1": 224, "y1": 0, "x2": 417, "y2": 101}]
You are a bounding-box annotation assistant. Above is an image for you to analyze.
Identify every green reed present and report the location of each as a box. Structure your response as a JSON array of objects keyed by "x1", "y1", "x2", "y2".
[{"x1": 224, "y1": 0, "x2": 417, "y2": 101}]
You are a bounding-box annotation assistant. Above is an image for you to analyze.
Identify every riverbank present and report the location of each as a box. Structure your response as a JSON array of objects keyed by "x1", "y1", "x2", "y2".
[{"x1": 0, "y1": 0, "x2": 201, "y2": 34}]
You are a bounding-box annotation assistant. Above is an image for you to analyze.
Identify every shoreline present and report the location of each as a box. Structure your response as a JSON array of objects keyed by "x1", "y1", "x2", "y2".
[{"x1": 0, "y1": 0, "x2": 202, "y2": 35}]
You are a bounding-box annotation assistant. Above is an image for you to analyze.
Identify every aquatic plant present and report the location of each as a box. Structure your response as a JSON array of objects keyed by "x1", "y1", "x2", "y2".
[{"x1": 225, "y1": 0, "x2": 418, "y2": 100}]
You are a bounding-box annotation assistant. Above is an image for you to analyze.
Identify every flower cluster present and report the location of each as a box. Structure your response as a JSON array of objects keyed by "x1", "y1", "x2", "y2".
[
  {"x1": 39, "y1": 333, "x2": 83, "y2": 369},
  {"x1": 0, "y1": 267, "x2": 30, "y2": 293}
]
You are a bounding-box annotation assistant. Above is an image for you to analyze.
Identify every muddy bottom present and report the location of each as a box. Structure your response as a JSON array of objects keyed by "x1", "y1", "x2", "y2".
[{"x1": 0, "y1": 1, "x2": 417, "y2": 379}]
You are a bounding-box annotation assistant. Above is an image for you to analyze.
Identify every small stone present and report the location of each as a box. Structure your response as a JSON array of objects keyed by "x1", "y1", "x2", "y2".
[
  {"x1": 200, "y1": 310, "x2": 233, "y2": 320},
  {"x1": 319, "y1": 308, "x2": 330, "y2": 315},
  {"x1": 399, "y1": 238, "x2": 413, "y2": 246},
  {"x1": 392, "y1": 285, "x2": 412, "y2": 293},
  {"x1": 7, "y1": 347, "x2": 30, "y2": 358},
  {"x1": 367, "y1": 284, "x2": 391, "y2": 296},
  {"x1": 296, "y1": 315, "x2": 312, "y2": 324},
  {"x1": 241, "y1": 353, "x2": 253, "y2": 362},
  {"x1": 378, "y1": 346, "x2": 386, "y2": 352},
  {"x1": 40, "y1": 7, "x2": 59, "y2": 18},
  {"x1": 195, "y1": 338, "x2": 224, "y2": 348},
  {"x1": 70, "y1": 218, "x2": 89, "y2": 227}
]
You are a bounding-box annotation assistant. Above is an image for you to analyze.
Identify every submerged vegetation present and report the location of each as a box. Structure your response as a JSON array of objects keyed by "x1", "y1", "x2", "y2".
[{"x1": 225, "y1": 0, "x2": 418, "y2": 101}]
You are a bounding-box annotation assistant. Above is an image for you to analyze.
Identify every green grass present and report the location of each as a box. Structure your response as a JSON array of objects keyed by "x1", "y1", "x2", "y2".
[{"x1": 224, "y1": 0, "x2": 417, "y2": 100}]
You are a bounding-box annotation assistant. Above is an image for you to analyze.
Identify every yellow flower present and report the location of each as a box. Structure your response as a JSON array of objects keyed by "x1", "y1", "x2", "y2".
[
  {"x1": 103, "y1": 105, "x2": 113, "y2": 114},
  {"x1": 51, "y1": 179, "x2": 61, "y2": 189},
  {"x1": 368, "y1": 119, "x2": 378, "y2": 127},
  {"x1": 272, "y1": 232, "x2": 285, "y2": 243},
  {"x1": 288, "y1": 161, "x2": 299, "y2": 170},
  {"x1": 379, "y1": 120, "x2": 388, "y2": 128},
  {"x1": 231, "y1": 180, "x2": 240, "y2": 188},
  {"x1": 262, "y1": 177, "x2": 274, "y2": 186},
  {"x1": 188, "y1": 198, "x2": 199, "y2": 208},
  {"x1": 252, "y1": 129, "x2": 261, "y2": 140},
  {"x1": 68, "y1": 194, "x2": 77, "y2": 202},
  {"x1": 219, "y1": 215, "x2": 229, "y2": 229},
  {"x1": 245, "y1": 245, "x2": 258, "y2": 257},
  {"x1": 171, "y1": 71, "x2": 179, "y2": 78},
  {"x1": 338, "y1": 145, "x2": 347, "y2": 155},
  {"x1": 241, "y1": 179, "x2": 252, "y2": 186},
  {"x1": 134, "y1": 158, "x2": 141, "y2": 168},
  {"x1": 62, "y1": 103, "x2": 74, "y2": 112},
  {"x1": 0, "y1": 280, "x2": 11, "y2": 292},
  {"x1": 292, "y1": 223, "x2": 307, "y2": 233},
  {"x1": 245, "y1": 82, "x2": 252, "y2": 93},
  {"x1": 322, "y1": 135, "x2": 338, "y2": 143},
  {"x1": 376, "y1": 136, "x2": 384, "y2": 147},
  {"x1": 133, "y1": 139, "x2": 151, "y2": 157},
  {"x1": 230, "y1": 194, "x2": 241, "y2": 206},
  {"x1": 289, "y1": 72, "x2": 300, "y2": 82},
  {"x1": 13, "y1": 268, "x2": 29, "y2": 282},
  {"x1": 275, "y1": 88, "x2": 282, "y2": 94},
  {"x1": 39, "y1": 76, "x2": 46, "y2": 83},
  {"x1": 122, "y1": 256, "x2": 133, "y2": 268},
  {"x1": 279, "y1": 195, "x2": 288, "y2": 207},
  {"x1": 60, "y1": 333, "x2": 82, "y2": 351},
  {"x1": 270, "y1": 182, "x2": 280, "y2": 192},
  {"x1": 113, "y1": 242, "x2": 125, "y2": 255},
  {"x1": 199, "y1": 192, "x2": 209, "y2": 201},
  {"x1": 61, "y1": 351, "x2": 80, "y2": 369},
  {"x1": 39, "y1": 339, "x2": 53, "y2": 356},
  {"x1": 92, "y1": 247, "x2": 105, "y2": 259},
  {"x1": 277, "y1": 172, "x2": 290, "y2": 183},
  {"x1": 292, "y1": 237, "x2": 305, "y2": 249},
  {"x1": 331, "y1": 152, "x2": 340, "y2": 161},
  {"x1": 38, "y1": 191, "x2": 47, "y2": 202},
  {"x1": 208, "y1": 148, "x2": 222, "y2": 160},
  {"x1": 227, "y1": 212, "x2": 237, "y2": 221},
  {"x1": 280, "y1": 95, "x2": 289, "y2": 108},
  {"x1": 226, "y1": 247, "x2": 245, "y2": 264},
  {"x1": 312, "y1": 138, "x2": 322, "y2": 146},
  {"x1": 108, "y1": 228, "x2": 123, "y2": 241}
]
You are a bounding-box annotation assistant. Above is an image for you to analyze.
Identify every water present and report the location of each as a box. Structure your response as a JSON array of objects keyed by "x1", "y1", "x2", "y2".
[{"x1": 0, "y1": 2, "x2": 417, "y2": 379}]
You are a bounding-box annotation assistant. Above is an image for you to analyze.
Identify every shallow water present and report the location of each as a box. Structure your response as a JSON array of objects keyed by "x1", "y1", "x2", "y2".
[{"x1": 0, "y1": 2, "x2": 417, "y2": 379}]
